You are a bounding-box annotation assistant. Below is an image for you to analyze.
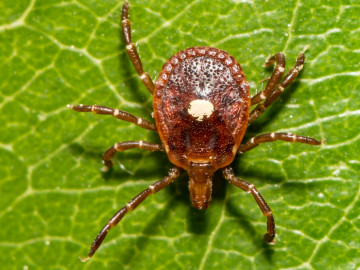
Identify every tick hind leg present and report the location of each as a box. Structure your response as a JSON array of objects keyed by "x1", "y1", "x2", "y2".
[
  {"x1": 238, "y1": 132, "x2": 323, "y2": 153},
  {"x1": 102, "y1": 141, "x2": 163, "y2": 172},
  {"x1": 222, "y1": 167, "x2": 275, "y2": 243},
  {"x1": 249, "y1": 50, "x2": 306, "y2": 123},
  {"x1": 80, "y1": 166, "x2": 181, "y2": 262},
  {"x1": 122, "y1": 1, "x2": 154, "y2": 94},
  {"x1": 67, "y1": 104, "x2": 156, "y2": 131}
]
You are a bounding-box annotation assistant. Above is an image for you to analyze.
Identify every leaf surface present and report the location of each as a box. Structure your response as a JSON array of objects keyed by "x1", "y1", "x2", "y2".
[{"x1": 0, "y1": 0, "x2": 359, "y2": 269}]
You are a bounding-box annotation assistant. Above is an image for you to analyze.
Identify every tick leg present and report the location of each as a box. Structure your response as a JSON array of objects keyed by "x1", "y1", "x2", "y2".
[
  {"x1": 238, "y1": 132, "x2": 323, "y2": 153},
  {"x1": 222, "y1": 166, "x2": 275, "y2": 243},
  {"x1": 122, "y1": 1, "x2": 154, "y2": 94},
  {"x1": 67, "y1": 104, "x2": 156, "y2": 131},
  {"x1": 80, "y1": 166, "x2": 181, "y2": 262},
  {"x1": 249, "y1": 51, "x2": 305, "y2": 123},
  {"x1": 102, "y1": 141, "x2": 163, "y2": 171},
  {"x1": 251, "y1": 53, "x2": 285, "y2": 106}
]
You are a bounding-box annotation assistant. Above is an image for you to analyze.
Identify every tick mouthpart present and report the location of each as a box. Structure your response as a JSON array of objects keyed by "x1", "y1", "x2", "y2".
[
  {"x1": 188, "y1": 162, "x2": 215, "y2": 210},
  {"x1": 192, "y1": 200, "x2": 210, "y2": 210}
]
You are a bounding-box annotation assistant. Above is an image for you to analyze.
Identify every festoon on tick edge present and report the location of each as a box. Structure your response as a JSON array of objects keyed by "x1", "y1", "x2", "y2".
[{"x1": 68, "y1": 1, "x2": 324, "y2": 261}]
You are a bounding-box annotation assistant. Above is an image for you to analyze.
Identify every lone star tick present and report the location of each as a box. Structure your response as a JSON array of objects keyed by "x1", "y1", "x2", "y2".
[{"x1": 68, "y1": 1, "x2": 323, "y2": 261}]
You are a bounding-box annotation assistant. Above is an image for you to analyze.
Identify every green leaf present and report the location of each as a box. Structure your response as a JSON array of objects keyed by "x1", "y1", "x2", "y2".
[{"x1": 1, "y1": 0, "x2": 359, "y2": 269}]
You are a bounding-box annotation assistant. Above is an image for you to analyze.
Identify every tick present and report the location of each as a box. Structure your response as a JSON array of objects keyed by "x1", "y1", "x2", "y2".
[{"x1": 68, "y1": 1, "x2": 323, "y2": 261}]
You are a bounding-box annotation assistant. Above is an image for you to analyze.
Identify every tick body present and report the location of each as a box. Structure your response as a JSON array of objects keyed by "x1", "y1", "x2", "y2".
[
  {"x1": 68, "y1": 1, "x2": 323, "y2": 261},
  {"x1": 154, "y1": 47, "x2": 250, "y2": 209}
]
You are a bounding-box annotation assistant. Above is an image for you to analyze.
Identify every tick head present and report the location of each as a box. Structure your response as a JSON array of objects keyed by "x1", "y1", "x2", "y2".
[{"x1": 187, "y1": 162, "x2": 215, "y2": 209}]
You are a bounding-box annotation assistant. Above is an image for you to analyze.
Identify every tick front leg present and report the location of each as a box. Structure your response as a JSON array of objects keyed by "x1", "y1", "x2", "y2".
[
  {"x1": 102, "y1": 141, "x2": 163, "y2": 172},
  {"x1": 238, "y1": 132, "x2": 323, "y2": 153},
  {"x1": 222, "y1": 166, "x2": 275, "y2": 243},
  {"x1": 122, "y1": 1, "x2": 154, "y2": 94},
  {"x1": 80, "y1": 166, "x2": 181, "y2": 262},
  {"x1": 251, "y1": 53, "x2": 285, "y2": 106},
  {"x1": 249, "y1": 51, "x2": 305, "y2": 123},
  {"x1": 67, "y1": 104, "x2": 156, "y2": 131}
]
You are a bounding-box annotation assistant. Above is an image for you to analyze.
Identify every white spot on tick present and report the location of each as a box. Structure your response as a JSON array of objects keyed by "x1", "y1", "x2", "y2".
[
  {"x1": 188, "y1": 100, "x2": 214, "y2": 121},
  {"x1": 149, "y1": 185, "x2": 155, "y2": 193},
  {"x1": 171, "y1": 57, "x2": 179, "y2": 65},
  {"x1": 232, "y1": 65, "x2": 240, "y2": 73},
  {"x1": 166, "y1": 64, "x2": 172, "y2": 71},
  {"x1": 247, "y1": 184, "x2": 254, "y2": 193},
  {"x1": 225, "y1": 58, "x2": 233, "y2": 65}
]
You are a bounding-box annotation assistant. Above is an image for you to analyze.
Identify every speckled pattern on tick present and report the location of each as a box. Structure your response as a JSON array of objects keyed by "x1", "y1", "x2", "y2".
[{"x1": 68, "y1": 1, "x2": 323, "y2": 261}]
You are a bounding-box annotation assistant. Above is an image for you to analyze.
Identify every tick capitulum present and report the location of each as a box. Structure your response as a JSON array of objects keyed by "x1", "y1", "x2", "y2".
[{"x1": 68, "y1": 1, "x2": 323, "y2": 261}]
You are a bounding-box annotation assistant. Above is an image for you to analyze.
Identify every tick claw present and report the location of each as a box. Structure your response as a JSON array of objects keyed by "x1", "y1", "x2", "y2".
[
  {"x1": 101, "y1": 166, "x2": 110, "y2": 172},
  {"x1": 79, "y1": 256, "x2": 90, "y2": 262},
  {"x1": 301, "y1": 45, "x2": 310, "y2": 54},
  {"x1": 258, "y1": 76, "x2": 271, "y2": 83},
  {"x1": 264, "y1": 233, "x2": 276, "y2": 244}
]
